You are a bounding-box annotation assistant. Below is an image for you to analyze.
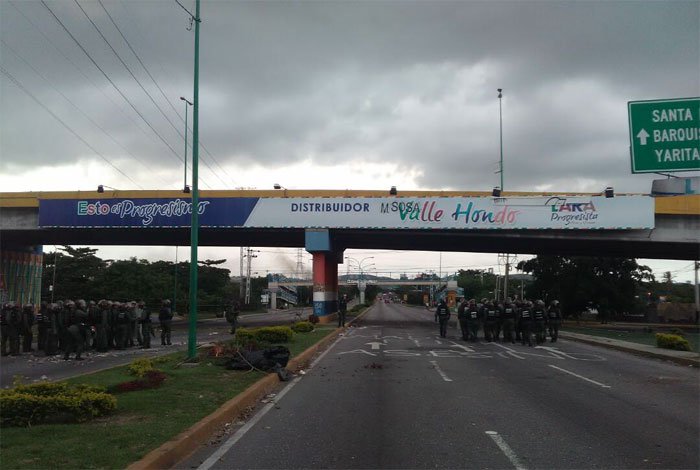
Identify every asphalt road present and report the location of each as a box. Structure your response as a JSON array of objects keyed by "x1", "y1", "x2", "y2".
[
  {"x1": 184, "y1": 301, "x2": 699, "y2": 470},
  {"x1": 0, "y1": 309, "x2": 308, "y2": 387}
]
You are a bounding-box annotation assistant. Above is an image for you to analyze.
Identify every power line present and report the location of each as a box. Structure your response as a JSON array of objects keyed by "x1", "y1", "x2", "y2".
[
  {"x1": 1, "y1": 38, "x2": 171, "y2": 187},
  {"x1": 40, "y1": 0, "x2": 212, "y2": 189},
  {"x1": 1, "y1": 65, "x2": 142, "y2": 188},
  {"x1": 7, "y1": 1, "x2": 160, "y2": 147},
  {"x1": 108, "y1": 0, "x2": 239, "y2": 188}
]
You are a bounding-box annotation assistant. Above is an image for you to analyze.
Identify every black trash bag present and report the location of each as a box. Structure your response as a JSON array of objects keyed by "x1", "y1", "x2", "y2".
[
  {"x1": 274, "y1": 364, "x2": 294, "y2": 382},
  {"x1": 225, "y1": 346, "x2": 291, "y2": 371}
]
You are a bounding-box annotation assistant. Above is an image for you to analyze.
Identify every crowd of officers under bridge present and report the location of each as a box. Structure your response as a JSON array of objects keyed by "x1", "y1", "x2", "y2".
[
  {"x1": 1, "y1": 299, "x2": 175, "y2": 360},
  {"x1": 434, "y1": 297, "x2": 562, "y2": 345}
]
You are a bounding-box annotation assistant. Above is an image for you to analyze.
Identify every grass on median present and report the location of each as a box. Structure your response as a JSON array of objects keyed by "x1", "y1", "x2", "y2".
[
  {"x1": 0, "y1": 327, "x2": 336, "y2": 470},
  {"x1": 562, "y1": 326, "x2": 699, "y2": 352}
]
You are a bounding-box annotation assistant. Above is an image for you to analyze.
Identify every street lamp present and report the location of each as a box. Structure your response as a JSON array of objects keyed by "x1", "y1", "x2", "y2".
[
  {"x1": 180, "y1": 97, "x2": 193, "y2": 193},
  {"x1": 97, "y1": 185, "x2": 119, "y2": 193},
  {"x1": 497, "y1": 88, "x2": 504, "y2": 192},
  {"x1": 345, "y1": 256, "x2": 374, "y2": 304}
]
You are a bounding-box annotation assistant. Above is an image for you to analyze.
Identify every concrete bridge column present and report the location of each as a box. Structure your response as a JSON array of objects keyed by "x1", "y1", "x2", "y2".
[
  {"x1": 0, "y1": 245, "x2": 43, "y2": 306},
  {"x1": 270, "y1": 290, "x2": 277, "y2": 310},
  {"x1": 305, "y1": 229, "x2": 343, "y2": 322}
]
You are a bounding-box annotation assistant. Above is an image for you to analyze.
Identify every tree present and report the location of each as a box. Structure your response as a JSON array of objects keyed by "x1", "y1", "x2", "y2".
[{"x1": 517, "y1": 255, "x2": 653, "y2": 319}]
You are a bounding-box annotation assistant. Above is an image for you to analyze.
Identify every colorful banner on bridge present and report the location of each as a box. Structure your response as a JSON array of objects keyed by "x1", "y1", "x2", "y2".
[{"x1": 38, "y1": 195, "x2": 655, "y2": 230}]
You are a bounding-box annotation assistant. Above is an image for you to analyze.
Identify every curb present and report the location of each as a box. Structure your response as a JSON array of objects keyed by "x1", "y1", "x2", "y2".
[
  {"x1": 127, "y1": 306, "x2": 372, "y2": 470},
  {"x1": 559, "y1": 332, "x2": 699, "y2": 367}
]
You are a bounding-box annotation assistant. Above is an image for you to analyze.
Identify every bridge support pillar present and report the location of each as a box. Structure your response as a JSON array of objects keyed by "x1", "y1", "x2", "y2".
[
  {"x1": 0, "y1": 245, "x2": 43, "y2": 306},
  {"x1": 305, "y1": 229, "x2": 343, "y2": 322},
  {"x1": 270, "y1": 290, "x2": 277, "y2": 310}
]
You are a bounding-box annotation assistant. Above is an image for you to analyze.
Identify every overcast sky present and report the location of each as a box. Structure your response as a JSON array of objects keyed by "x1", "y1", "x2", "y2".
[{"x1": 1, "y1": 0, "x2": 698, "y2": 283}]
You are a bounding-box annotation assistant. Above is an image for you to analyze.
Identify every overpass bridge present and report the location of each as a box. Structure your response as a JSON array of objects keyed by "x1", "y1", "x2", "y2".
[{"x1": 1, "y1": 189, "x2": 698, "y2": 317}]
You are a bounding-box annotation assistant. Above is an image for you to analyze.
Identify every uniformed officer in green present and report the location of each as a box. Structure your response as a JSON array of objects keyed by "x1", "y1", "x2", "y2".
[
  {"x1": 36, "y1": 302, "x2": 49, "y2": 351},
  {"x1": 224, "y1": 300, "x2": 240, "y2": 334},
  {"x1": 139, "y1": 301, "x2": 154, "y2": 349},
  {"x1": 533, "y1": 300, "x2": 547, "y2": 345},
  {"x1": 8, "y1": 303, "x2": 22, "y2": 355},
  {"x1": 1, "y1": 303, "x2": 11, "y2": 356},
  {"x1": 501, "y1": 298, "x2": 517, "y2": 344},
  {"x1": 159, "y1": 299, "x2": 173, "y2": 345},
  {"x1": 547, "y1": 300, "x2": 562, "y2": 342},
  {"x1": 95, "y1": 300, "x2": 110, "y2": 352},
  {"x1": 435, "y1": 299, "x2": 450, "y2": 338},
  {"x1": 457, "y1": 298, "x2": 470, "y2": 341},
  {"x1": 465, "y1": 299, "x2": 481, "y2": 341}
]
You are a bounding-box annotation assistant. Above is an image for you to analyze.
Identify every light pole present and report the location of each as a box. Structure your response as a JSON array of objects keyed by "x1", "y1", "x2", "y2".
[
  {"x1": 180, "y1": 97, "x2": 193, "y2": 193},
  {"x1": 498, "y1": 88, "x2": 503, "y2": 191},
  {"x1": 345, "y1": 256, "x2": 374, "y2": 304}
]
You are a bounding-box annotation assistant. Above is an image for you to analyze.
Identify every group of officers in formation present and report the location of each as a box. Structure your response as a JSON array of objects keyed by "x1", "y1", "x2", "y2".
[
  {"x1": 0, "y1": 299, "x2": 175, "y2": 360},
  {"x1": 434, "y1": 297, "x2": 562, "y2": 345}
]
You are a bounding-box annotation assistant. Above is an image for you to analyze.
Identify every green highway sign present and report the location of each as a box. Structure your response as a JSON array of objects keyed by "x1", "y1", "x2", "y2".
[{"x1": 628, "y1": 97, "x2": 700, "y2": 173}]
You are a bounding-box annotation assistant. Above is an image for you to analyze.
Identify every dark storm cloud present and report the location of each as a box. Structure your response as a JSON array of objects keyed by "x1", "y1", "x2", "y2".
[{"x1": 1, "y1": 1, "x2": 697, "y2": 191}]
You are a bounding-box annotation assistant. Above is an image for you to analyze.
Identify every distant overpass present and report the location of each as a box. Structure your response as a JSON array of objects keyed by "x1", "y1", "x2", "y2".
[{"x1": 1, "y1": 189, "x2": 698, "y2": 260}]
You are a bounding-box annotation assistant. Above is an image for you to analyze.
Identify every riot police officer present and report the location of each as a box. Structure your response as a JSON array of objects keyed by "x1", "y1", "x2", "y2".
[
  {"x1": 8, "y1": 303, "x2": 22, "y2": 355},
  {"x1": 225, "y1": 300, "x2": 240, "y2": 334},
  {"x1": 483, "y1": 300, "x2": 500, "y2": 342},
  {"x1": 435, "y1": 299, "x2": 450, "y2": 338},
  {"x1": 36, "y1": 302, "x2": 51, "y2": 352},
  {"x1": 501, "y1": 298, "x2": 517, "y2": 344},
  {"x1": 547, "y1": 300, "x2": 562, "y2": 342},
  {"x1": 114, "y1": 302, "x2": 130, "y2": 350},
  {"x1": 533, "y1": 300, "x2": 547, "y2": 345},
  {"x1": 520, "y1": 301, "x2": 534, "y2": 347},
  {"x1": 1, "y1": 303, "x2": 11, "y2": 356},
  {"x1": 457, "y1": 298, "x2": 470, "y2": 341},
  {"x1": 139, "y1": 301, "x2": 154, "y2": 349},
  {"x1": 20, "y1": 304, "x2": 35, "y2": 353},
  {"x1": 465, "y1": 299, "x2": 481, "y2": 341},
  {"x1": 95, "y1": 300, "x2": 111, "y2": 352},
  {"x1": 159, "y1": 300, "x2": 173, "y2": 345}
]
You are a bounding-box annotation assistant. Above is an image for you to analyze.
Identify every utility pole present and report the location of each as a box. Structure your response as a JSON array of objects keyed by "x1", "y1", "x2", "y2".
[
  {"x1": 50, "y1": 247, "x2": 58, "y2": 302},
  {"x1": 695, "y1": 261, "x2": 699, "y2": 324},
  {"x1": 498, "y1": 88, "x2": 504, "y2": 191},
  {"x1": 185, "y1": 0, "x2": 201, "y2": 361},
  {"x1": 239, "y1": 247, "x2": 245, "y2": 300},
  {"x1": 503, "y1": 254, "x2": 510, "y2": 303},
  {"x1": 244, "y1": 248, "x2": 259, "y2": 305}
]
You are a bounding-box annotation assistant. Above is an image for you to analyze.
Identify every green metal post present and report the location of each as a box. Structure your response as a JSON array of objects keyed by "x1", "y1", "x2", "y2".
[
  {"x1": 498, "y1": 88, "x2": 503, "y2": 191},
  {"x1": 187, "y1": 0, "x2": 201, "y2": 360}
]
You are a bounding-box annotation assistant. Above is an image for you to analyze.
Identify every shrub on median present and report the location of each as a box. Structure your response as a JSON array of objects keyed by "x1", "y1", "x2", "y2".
[
  {"x1": 0, "y1": 382, "x2": 116, "y2": 427},
  {"x1": 127, "y1": 357, "x2": 155, "y2": 377},
  {"x1": 656, "y1": 333, "x2": 692, "y2": 351},
  {"x1": 291, "y1": 321, "x2": 314, "y2": 333},
  {"x1": 235, "y1": 326, "x2": 294, "y2": 344},
  {"x1": 255, "y1": 326, "x2": 294, "y2": 343}
]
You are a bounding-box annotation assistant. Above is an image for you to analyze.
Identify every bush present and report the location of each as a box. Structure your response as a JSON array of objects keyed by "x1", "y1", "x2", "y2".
[
  {"x1": 235, "y1": 328, "x2": 256, "y2": 344},
  {"x1": 127, "y1": 358, "x2": 155, "y2": 377},
  {"x1": 291, "y1": 321, "x2": 314, "y2": 333},
  {"x1": 255, "y1": 326, "x2": 294, "y2": 343},
  {"x1": 0, "y1": 382, "x2": 116, "y2": 427},
  {"x1": 656, "y1": 333, "x2": 692, "y2": 351}
]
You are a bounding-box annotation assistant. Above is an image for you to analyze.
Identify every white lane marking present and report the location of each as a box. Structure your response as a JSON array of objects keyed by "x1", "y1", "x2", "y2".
[
  {"x1": 488, "y1": 342, "x2": 526, "y2": 359},
  {"x1": 548, "y1": 364, "x2": 611, "y2": 389},
  {"x1": 197, "y1": 335, "x2": 344, "y2": 470},
  {"x1": 485, "y1": 431, "x2": 527, "y2": 470},
  {"x1": 366, "y1": 341, "x2": 384, "y2": 350},
  {"x1": 448, "y1": 341, "x2": 475, "y2": 352},
  {"x1": 413, "y1": 339, "x2": 421, "y2": 347},
  {"x1": 429, "y1": 360, "x2": 453, "y2": 382}
]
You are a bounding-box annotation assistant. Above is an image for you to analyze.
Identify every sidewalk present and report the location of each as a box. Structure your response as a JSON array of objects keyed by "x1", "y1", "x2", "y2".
[{"x1": 559, "y1": 331, "x2": 700, "y2": 367}]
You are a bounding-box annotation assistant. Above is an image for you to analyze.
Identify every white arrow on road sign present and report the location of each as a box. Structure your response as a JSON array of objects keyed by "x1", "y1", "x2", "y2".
[
  {"x1": 636, "y1": 128, "x2": 650, "y2": 145},
  {"x1": 366, "y1": 342, "x2": 384, "y2": 350}
]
